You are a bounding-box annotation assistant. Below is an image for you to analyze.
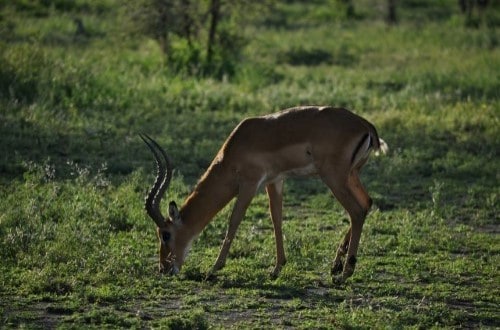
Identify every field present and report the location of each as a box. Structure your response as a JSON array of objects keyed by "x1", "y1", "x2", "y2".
[{"x1": 0, "y1": 0, "x2": 499, "y2": 328}]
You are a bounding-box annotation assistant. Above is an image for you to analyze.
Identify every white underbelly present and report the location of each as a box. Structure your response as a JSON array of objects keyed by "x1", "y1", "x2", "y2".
[
  {"x1": 262, "y1": 163, "x2": 317, "y2": 187},
  {"x1": 285, "y1": 163, "x2": 317, "y2": 177}
]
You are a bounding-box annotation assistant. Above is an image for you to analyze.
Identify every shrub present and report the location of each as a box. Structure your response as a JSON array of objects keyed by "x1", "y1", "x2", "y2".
[{"x1": 0, "y1": 43, "x2": 48, "y2": 103}]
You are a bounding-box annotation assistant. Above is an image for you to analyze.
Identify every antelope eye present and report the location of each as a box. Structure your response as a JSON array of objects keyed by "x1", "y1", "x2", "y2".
[{"x1": 162, "y1": 232, "x2": 171, "y2": 242}]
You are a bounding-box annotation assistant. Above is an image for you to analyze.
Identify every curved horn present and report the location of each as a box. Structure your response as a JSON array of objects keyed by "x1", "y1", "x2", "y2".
[{"x1": 140, "y1": 134, "x2": 174, "y2": 228}]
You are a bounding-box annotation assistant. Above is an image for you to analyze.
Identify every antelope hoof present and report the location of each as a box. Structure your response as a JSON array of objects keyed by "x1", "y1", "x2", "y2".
[
  {"x1": 331, "y1": 260, "x2": 344, "y2": 276},
  {"x1": 205, "y1": 271, "x2": 218, "y2": 282},
  {"x1": 341, "y1": 256, "x2": 357, "y2": 280},
  {"x1": 332, "y1": 273, "x2": 353, "y2": 285},
  {"x1": 332, "y1": 274, "x2": 346, "y2": 285},
  {"x1": 270, "y1": 266, "x2": 282, "y2": 280},
  {"x1": 205, "y1": 263, "x2": 224, "y2": 281},
  {"x1": 332, "y1": 270, "x2": 354, "y2": 285},
  {"x1": 332, "y1": 256, "x2": 357, "y2": 284}
]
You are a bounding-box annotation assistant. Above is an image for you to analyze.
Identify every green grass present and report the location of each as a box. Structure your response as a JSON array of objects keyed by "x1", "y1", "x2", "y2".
[{"x1": 1, "y1": 0, "x2": 499, "y2": 328}]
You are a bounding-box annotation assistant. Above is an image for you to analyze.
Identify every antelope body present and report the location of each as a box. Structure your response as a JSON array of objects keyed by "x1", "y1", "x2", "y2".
[{"x1": 141, "y1": 106, "x2": 387, "y2": 283}]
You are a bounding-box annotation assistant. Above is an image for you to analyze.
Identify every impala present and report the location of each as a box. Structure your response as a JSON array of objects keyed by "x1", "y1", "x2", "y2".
[{"x1": 140, "y1": 106, "x2": 388, "y2": 283}]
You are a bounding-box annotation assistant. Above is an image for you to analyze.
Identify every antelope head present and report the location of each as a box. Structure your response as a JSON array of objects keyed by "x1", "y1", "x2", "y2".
[{"x1": 140, "y1": 134, "x2": 185, "y2": 275}]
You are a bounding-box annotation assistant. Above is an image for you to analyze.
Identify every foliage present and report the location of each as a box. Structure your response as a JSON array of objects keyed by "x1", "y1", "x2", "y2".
[
  {"x1": 123, "y1": 0, "x2": 273, "y2": 79},
  {"x1": 0, "y1": 0, "x2": 499, "y2": 328}
]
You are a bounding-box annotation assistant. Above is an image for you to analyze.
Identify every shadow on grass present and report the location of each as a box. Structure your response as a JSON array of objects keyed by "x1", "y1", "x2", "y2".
[{"x1": 0, "y1": 116, "x2": 150, "y2": 183}]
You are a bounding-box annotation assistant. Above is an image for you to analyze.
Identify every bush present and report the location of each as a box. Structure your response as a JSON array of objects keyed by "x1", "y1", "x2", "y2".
[{"x1": 0, "y1": 43, "x2": 48, "y2": 103}]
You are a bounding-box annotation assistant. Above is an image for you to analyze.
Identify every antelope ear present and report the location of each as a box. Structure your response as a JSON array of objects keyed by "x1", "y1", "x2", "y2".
[{"x1": 169, "y1": 201, "x2": 181, "y2": 224}]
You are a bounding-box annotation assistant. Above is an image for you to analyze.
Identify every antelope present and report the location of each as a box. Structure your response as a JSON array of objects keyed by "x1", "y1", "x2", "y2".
[{"x1": 140, "y1": 106, "x2": 388, "y2": 283}]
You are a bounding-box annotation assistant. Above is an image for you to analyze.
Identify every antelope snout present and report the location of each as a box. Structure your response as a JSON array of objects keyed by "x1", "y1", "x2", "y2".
[{"x1": 159, "y1": 263, "x2": 180, "y2": 276}]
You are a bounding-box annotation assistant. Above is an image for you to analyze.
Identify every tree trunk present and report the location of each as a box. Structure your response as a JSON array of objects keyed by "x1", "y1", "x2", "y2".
[
  {"x1": 207, "y1": 0, "x2": 221, "y2": 66},
  {"x1": 181, "y1": 0, "x2": 194, "y2": 48},
  {"x1": 345, "y1": 0, "x2": 355, "y2": 18},
  {"x1": 155, "y1": 0, "x2": 171, "y2": 59},
  {"x1": 387, "y1": 0, "x2": 397, "y2": 25}
]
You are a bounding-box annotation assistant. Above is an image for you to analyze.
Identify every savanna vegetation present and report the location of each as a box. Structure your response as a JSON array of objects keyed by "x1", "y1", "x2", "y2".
[{"x1": 0, "y1": 0, "x2": 499, "y2": 328}]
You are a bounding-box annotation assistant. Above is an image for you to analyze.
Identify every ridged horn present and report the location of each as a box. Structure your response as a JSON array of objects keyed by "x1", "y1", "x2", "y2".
[{"x1": 140, "y1": 134, "x2": 173, "y2": 228}]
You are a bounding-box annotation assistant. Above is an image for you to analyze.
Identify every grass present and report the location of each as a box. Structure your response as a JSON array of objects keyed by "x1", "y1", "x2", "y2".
[{"x1": 1, "y1": 0, "x2": 499, "y2": 328}]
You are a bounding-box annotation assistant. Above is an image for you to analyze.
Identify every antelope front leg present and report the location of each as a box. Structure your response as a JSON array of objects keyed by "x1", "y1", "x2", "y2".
[
  {"x1": 207, "y1": 186, "x2": 255, "y2": 279},
  {"x1": 266, "y1": 180, "x2": 286, "y2": 279},
  {"x1": 331, "y1": 227, "x2": 351, "y2": 276}
]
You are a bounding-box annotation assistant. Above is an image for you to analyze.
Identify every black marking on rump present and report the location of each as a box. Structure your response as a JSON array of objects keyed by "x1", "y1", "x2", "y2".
[{"x1": 350, "y1": 133, "x2": 369, "y2": 165}]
